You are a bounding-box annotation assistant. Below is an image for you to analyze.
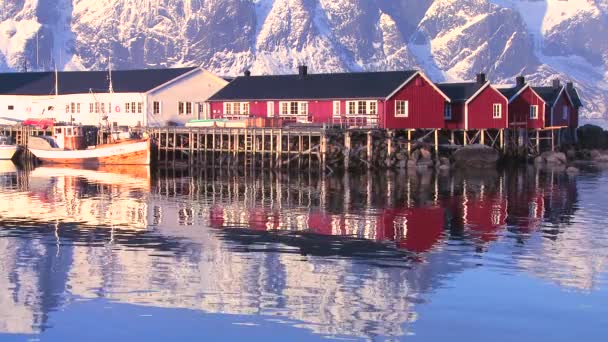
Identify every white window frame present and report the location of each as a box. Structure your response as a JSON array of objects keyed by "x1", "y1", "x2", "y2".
[
  {"x1": 178, "y1": 101, "x2": 185, "y2": 115},
  {"x1": 444, "y1": 103, "x2": 452, "y2": 120},
  {"x1": 563, "y1": 105, "x2": 568, "y2": 120},
  {"x1": 529, "y1": 105, "x2": 538, "y2": 120},
  {"x1": 153, "y1": 101, "x2": 161, "y2": 115},
  {"x1": 278, "y1": 101, "x2": 308, "y2": 116},
  {"x1": 395, "y1": 100, "x2": 408, "y2": 117},
  {"x1": 267, "y1": 101, "x2": 275, "y2": 117},
  {"x1": 185, "y1": 102, "x2": 192, "y2": 115},
  {"x1": 492, "y1": 103, "x2": 502, "y2": 119},
  {"x1": 345, "y1": 100, "x2": 377, "y2": 116},
  {"x1": 223, "y1": 102, "x2": 249, "y2": 116},
  {"x1": 333, "y1": 101, "x2": 341, "y2": 117}
]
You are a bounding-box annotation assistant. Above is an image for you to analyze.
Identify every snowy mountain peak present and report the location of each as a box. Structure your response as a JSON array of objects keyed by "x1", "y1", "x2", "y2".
[{"x1": 0, "y1": 0, "x2": 606, "y2": 118}]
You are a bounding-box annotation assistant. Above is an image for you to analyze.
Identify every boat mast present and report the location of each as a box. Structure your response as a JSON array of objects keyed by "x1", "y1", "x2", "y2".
[{"x1": 54, "y1": 65, "x2": 58, "y2": 96}]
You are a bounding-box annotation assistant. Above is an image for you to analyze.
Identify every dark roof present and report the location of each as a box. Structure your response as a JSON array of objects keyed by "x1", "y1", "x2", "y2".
[
  {"x1": 497, "y1": 84, "x2": 526, "y2": 100},
  {"x1": 567, "y1": 86, "x2": 583, "y2": 108},
  {"x1": 208, "y1": 70, "x2": 419, "y2": 101},
  {"x1": 0, "y1": 67, "x2": 197, "y2": 95},
  {"x1": 532, "y1": 86, "x2": 562, "y2": 106},
  {"x1": 436, "y1": 82, "x2": 485, "y2": 103}
]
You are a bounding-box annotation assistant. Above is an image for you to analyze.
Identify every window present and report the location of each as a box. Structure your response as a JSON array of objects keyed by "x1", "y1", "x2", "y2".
[
  {"x1": 268, "y1": 102, "x2": 275, "y2": 116},
  {"x1": 368, "y1": 101, "x2": 377, "y2": 115},
  {"x1": 333, "y1": 101, "x2": 341, "y2": 117},
  {"x1": 178, "y1": 101, "x2": 185, "y2": 115},
  {"x1": 290, "y1": 102, "x2": 298, "y2": 115},
  {"x1": 357, "y1": 101, "x2": 366, "y2": 114},
  {"x1": 563, "y1": 106, "x2": 569, "y2": 120},
  {"x1": 7, "y1": 105, "x2": 14, "y2": 110},
  {"x1": 492, "y1": 104, "x2": 502, "y2": 119},
  {"x1": 76, "y1": 103, "x2": 80, "y2": 113},
  {"x1": 242, "y1": 103, "x2": 249, "y2": 115},
  {"x1": 65, "y1": 104, "x2": 70, "y2": 113},
  {"x1": 233, "y1": 102, "x2": 241, "y2": 115},
  {"x1": 90, "y1": 103, "x2": 94, "y2": 113},
  {"x1": 299, "y1": 102, "x2": 308, "y2": 115},
  {"x1": 125, "y1": 102, "x2": 131, "y2": 113},
  {"x1": 108, "y1": 103, "x2": 112, "y2": 113},
  {"x1": 395, "y1": 100, "x2": 408, "y2": 117},
  {"x1": 346, "y1": 101, "x2": 377, "y2": 115},
  {"x1": 186, "y1": 102, "x2": 192, "y2": 115},
  {"x1": 348, "y1": 101, "x2": 356, "y2": 115},
  {"x1": 95, "y1": 102, "x2": 100, "y2": 113},
  {"x1": 279, "y1": 101, "x2": 308, "y2": 116},
  {"x1": 530, "y1": 105, "x2": 538, "y2": 120},
  {"x1": 153, "y1": 101, "x2": 160, "y2": 115},
  {"x1": 131, "y1": 102, "x2": 136, "y2": 114},
  {"x1": 444, "y1": 103, "x2": 452, "y2": 120},
  {"x1": 138, "y1": 102, "x2": 143, "y2": 114},
  {"x1": 225, "y1": 103, "x2": 232, "y2": 115},
  {"x1": 70, "y1": 102, "x2": 75, "y2": 113}
]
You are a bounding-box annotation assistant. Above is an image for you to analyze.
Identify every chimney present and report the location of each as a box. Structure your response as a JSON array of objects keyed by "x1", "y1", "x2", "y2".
[
  {"x1": 298, "y1": 65, "x2": 308, "y2": 78},
  {"x1": 566, "y1": 81, "x2": 574, "y2": 90},
  {"x1": 476, "y1": 73, "x2": 486, "y2": 84},
  {"x1": 552, "y1": 78, "x2": 561, "y2": 90},
  {"x1": 516, "y1": 75, "x2": 525, "y2": 87},
  {"x1": 244, "y1": 70, "x2": 251, "y2": 77}
]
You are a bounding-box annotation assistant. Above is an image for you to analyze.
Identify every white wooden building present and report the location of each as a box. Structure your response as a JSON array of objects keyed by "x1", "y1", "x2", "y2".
[{"x1": 0, "y1": 66, "x2": 228, "y2": 127}]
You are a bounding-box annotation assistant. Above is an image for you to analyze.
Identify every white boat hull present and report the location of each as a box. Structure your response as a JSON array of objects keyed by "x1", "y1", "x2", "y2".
[
  {"x1": 29, "y1": 139, "x2": 151, "y2": 165},
  {"x1": 0, "y1": 145, "x2": 17, "y2": 160}
]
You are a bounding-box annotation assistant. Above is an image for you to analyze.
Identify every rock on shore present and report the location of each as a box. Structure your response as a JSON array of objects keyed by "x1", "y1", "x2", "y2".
[{"x1": 452, "y1": 144, "x2": 499, "y2": 169}]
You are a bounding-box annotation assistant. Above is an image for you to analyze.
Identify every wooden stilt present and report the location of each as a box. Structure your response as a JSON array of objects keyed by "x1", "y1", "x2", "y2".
[
  {"x1": 407, "y1": 130, "x2": 412, "y2": 155},
  {"x1": 366, "y1": 131, "x2": 373, "y2": 169},
  {"x1": 434, "y1": 129, "x2": 439, "y2": 158},
  {"x1": 499, "y1": 129, "x2": 504, "y2": 150},
  {"x1": 480, "y1": 129, "x2": 485, "y2": 145},
  {"x1": 463, "y1": 131, "x2": 468, "y2": 146}
]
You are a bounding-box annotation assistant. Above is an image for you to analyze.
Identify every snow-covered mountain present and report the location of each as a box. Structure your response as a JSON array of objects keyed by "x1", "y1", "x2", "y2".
[{"x1": 0, "y1": 0, "x2": 606, "y2": 118}]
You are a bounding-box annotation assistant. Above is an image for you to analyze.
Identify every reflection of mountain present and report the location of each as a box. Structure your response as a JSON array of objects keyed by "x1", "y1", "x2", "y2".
[{"x1": 0, "y1": 166, "x2": 598, "y2": 338}]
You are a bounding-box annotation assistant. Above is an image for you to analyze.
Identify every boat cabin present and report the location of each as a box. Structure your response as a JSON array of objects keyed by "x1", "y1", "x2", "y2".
[{"x1": 53, "y1": 126, "x2": 85, "y2": 150}]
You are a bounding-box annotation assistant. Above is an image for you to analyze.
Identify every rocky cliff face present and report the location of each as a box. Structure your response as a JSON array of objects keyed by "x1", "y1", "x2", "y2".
[{"x1": 0, "y1": 0, "x2": 606, "y2": 118}]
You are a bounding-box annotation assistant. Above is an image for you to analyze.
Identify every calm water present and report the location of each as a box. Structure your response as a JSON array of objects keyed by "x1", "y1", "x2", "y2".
[{"x1": 0, "y1": 161, "x2": 607, "y2": 341}]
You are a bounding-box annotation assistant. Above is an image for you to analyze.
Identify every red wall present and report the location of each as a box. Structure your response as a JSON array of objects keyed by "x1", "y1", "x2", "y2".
[
  {"x1": 445, "y1": 103, "x2": 465, "y2": 130},
  {"x1": 509, "y1": 87, "x2": 545, "y2": 129},
  {"x1": 385, "y1": 74, "x2": 446, "y2": 129},
  {"x1": 467, "y1": 86, "x2": 508, "y2": 129},
  {"x1": 550, "y1": 91, "x2": 575, "y2": 127}
]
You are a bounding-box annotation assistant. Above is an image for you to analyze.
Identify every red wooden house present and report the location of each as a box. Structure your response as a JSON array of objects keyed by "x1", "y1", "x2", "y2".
[
  {"x1": 532, "y1": 79, "x2": 577, "y2": 128},
  {"x1": 437, "y1": 74, "x2": 509, "y2": 130},
  {"x1": 566, "y1": 82, "x2": 583, "y2": 128},
  {"x1": 207, "y1": 66, "x2": 451, "y2": 129},
  {"x1": 498, "y1": 76, "x2": 546, "y2": 129}
]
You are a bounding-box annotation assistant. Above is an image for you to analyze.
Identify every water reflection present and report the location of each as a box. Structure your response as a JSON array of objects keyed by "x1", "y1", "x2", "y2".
[{"x1": 0, "y1": 163, "x2": 605, "y2": 339}]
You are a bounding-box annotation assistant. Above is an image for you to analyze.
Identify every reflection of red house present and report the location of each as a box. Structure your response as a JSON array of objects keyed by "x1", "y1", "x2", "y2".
[
  {"x1": 397, "y1": 207, "x2": 446, "y2": 253},
  {"x1": 464, "y1": 195, "x2": 508, "y2": 243},
  {"x1": 508, "y1": 191, "x2": 545, "y2": 234},
  {"x1": 209, "y1": 206, "x2": 225, "y2": 228},
  {"x1": 248, "y1": 208, "x2": 280, "y2": 231},
  {"x1": 307, "y1": 211, "x2": 335, "y2": 236}
]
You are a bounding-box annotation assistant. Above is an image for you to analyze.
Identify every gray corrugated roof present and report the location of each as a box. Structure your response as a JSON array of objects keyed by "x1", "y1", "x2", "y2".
[
  {"x1": 207, "y1": 70, "x2": 419, "y2": 101},
  {"x1": 0, "y1": 67, "x2": 197, "y2": 95}
]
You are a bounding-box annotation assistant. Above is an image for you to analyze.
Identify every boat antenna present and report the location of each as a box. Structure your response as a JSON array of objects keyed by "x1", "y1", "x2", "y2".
[
  {"x1": 108, "y1": 52, "x2": 114, "y2": 94},
  {"x1": 54, "y1": 64, "x2": 58, "y2": 96}
]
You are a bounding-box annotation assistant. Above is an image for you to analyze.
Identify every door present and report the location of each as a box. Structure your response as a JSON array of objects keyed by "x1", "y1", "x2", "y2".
[{"x1": 267, "y1": 101, "x2": 274, "y2": 117}]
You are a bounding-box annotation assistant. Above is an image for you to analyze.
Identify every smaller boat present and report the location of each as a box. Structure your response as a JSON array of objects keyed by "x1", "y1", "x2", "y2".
[
  {"x1": 27, "y1": 125, "x2": 151, "y2": 165},
  {"x1": 185, "y1": 119, "x2": 229, "y2": 127},
  {"x1": 0, "y1": 135, "x2": 18, "y2": 160}
]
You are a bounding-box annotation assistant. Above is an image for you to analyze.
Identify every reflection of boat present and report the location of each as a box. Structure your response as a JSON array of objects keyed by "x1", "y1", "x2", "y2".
[
  {"x1": 30, "y1": 165, "x2": 151, "y2": 191},
  {"x1": 0, "y1": 135, "x2": 18, "y2": 160},
  {"x1": 0, "y1": 160, "x2": 17, "y2": 174},
  {"x1": 27, "y1": 125, "x2": 150, "y2": 165}
]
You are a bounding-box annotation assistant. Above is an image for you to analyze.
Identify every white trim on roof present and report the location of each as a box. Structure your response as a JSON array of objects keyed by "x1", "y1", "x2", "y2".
[
  {"x1": 463, "y1": 82, "x2": 508, "y2": 130},
  {"x1": 146, "y1": 66, "x2": 219, "y2": 94},
  {"x1": 385, "y1": 71, "x2": 451, "y2": 102},
  {"x1": 505, "y1": 84, "x2": 545, "y2": 105}
]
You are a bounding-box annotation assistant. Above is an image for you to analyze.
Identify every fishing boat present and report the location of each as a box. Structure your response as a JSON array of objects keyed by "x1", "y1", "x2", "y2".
[
  {"x1": 0, "y1": 135, "x2": 18, "y2": 160},
  {"x1": 27, "y1": 125, "x2": 151, "y2": 165}
]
